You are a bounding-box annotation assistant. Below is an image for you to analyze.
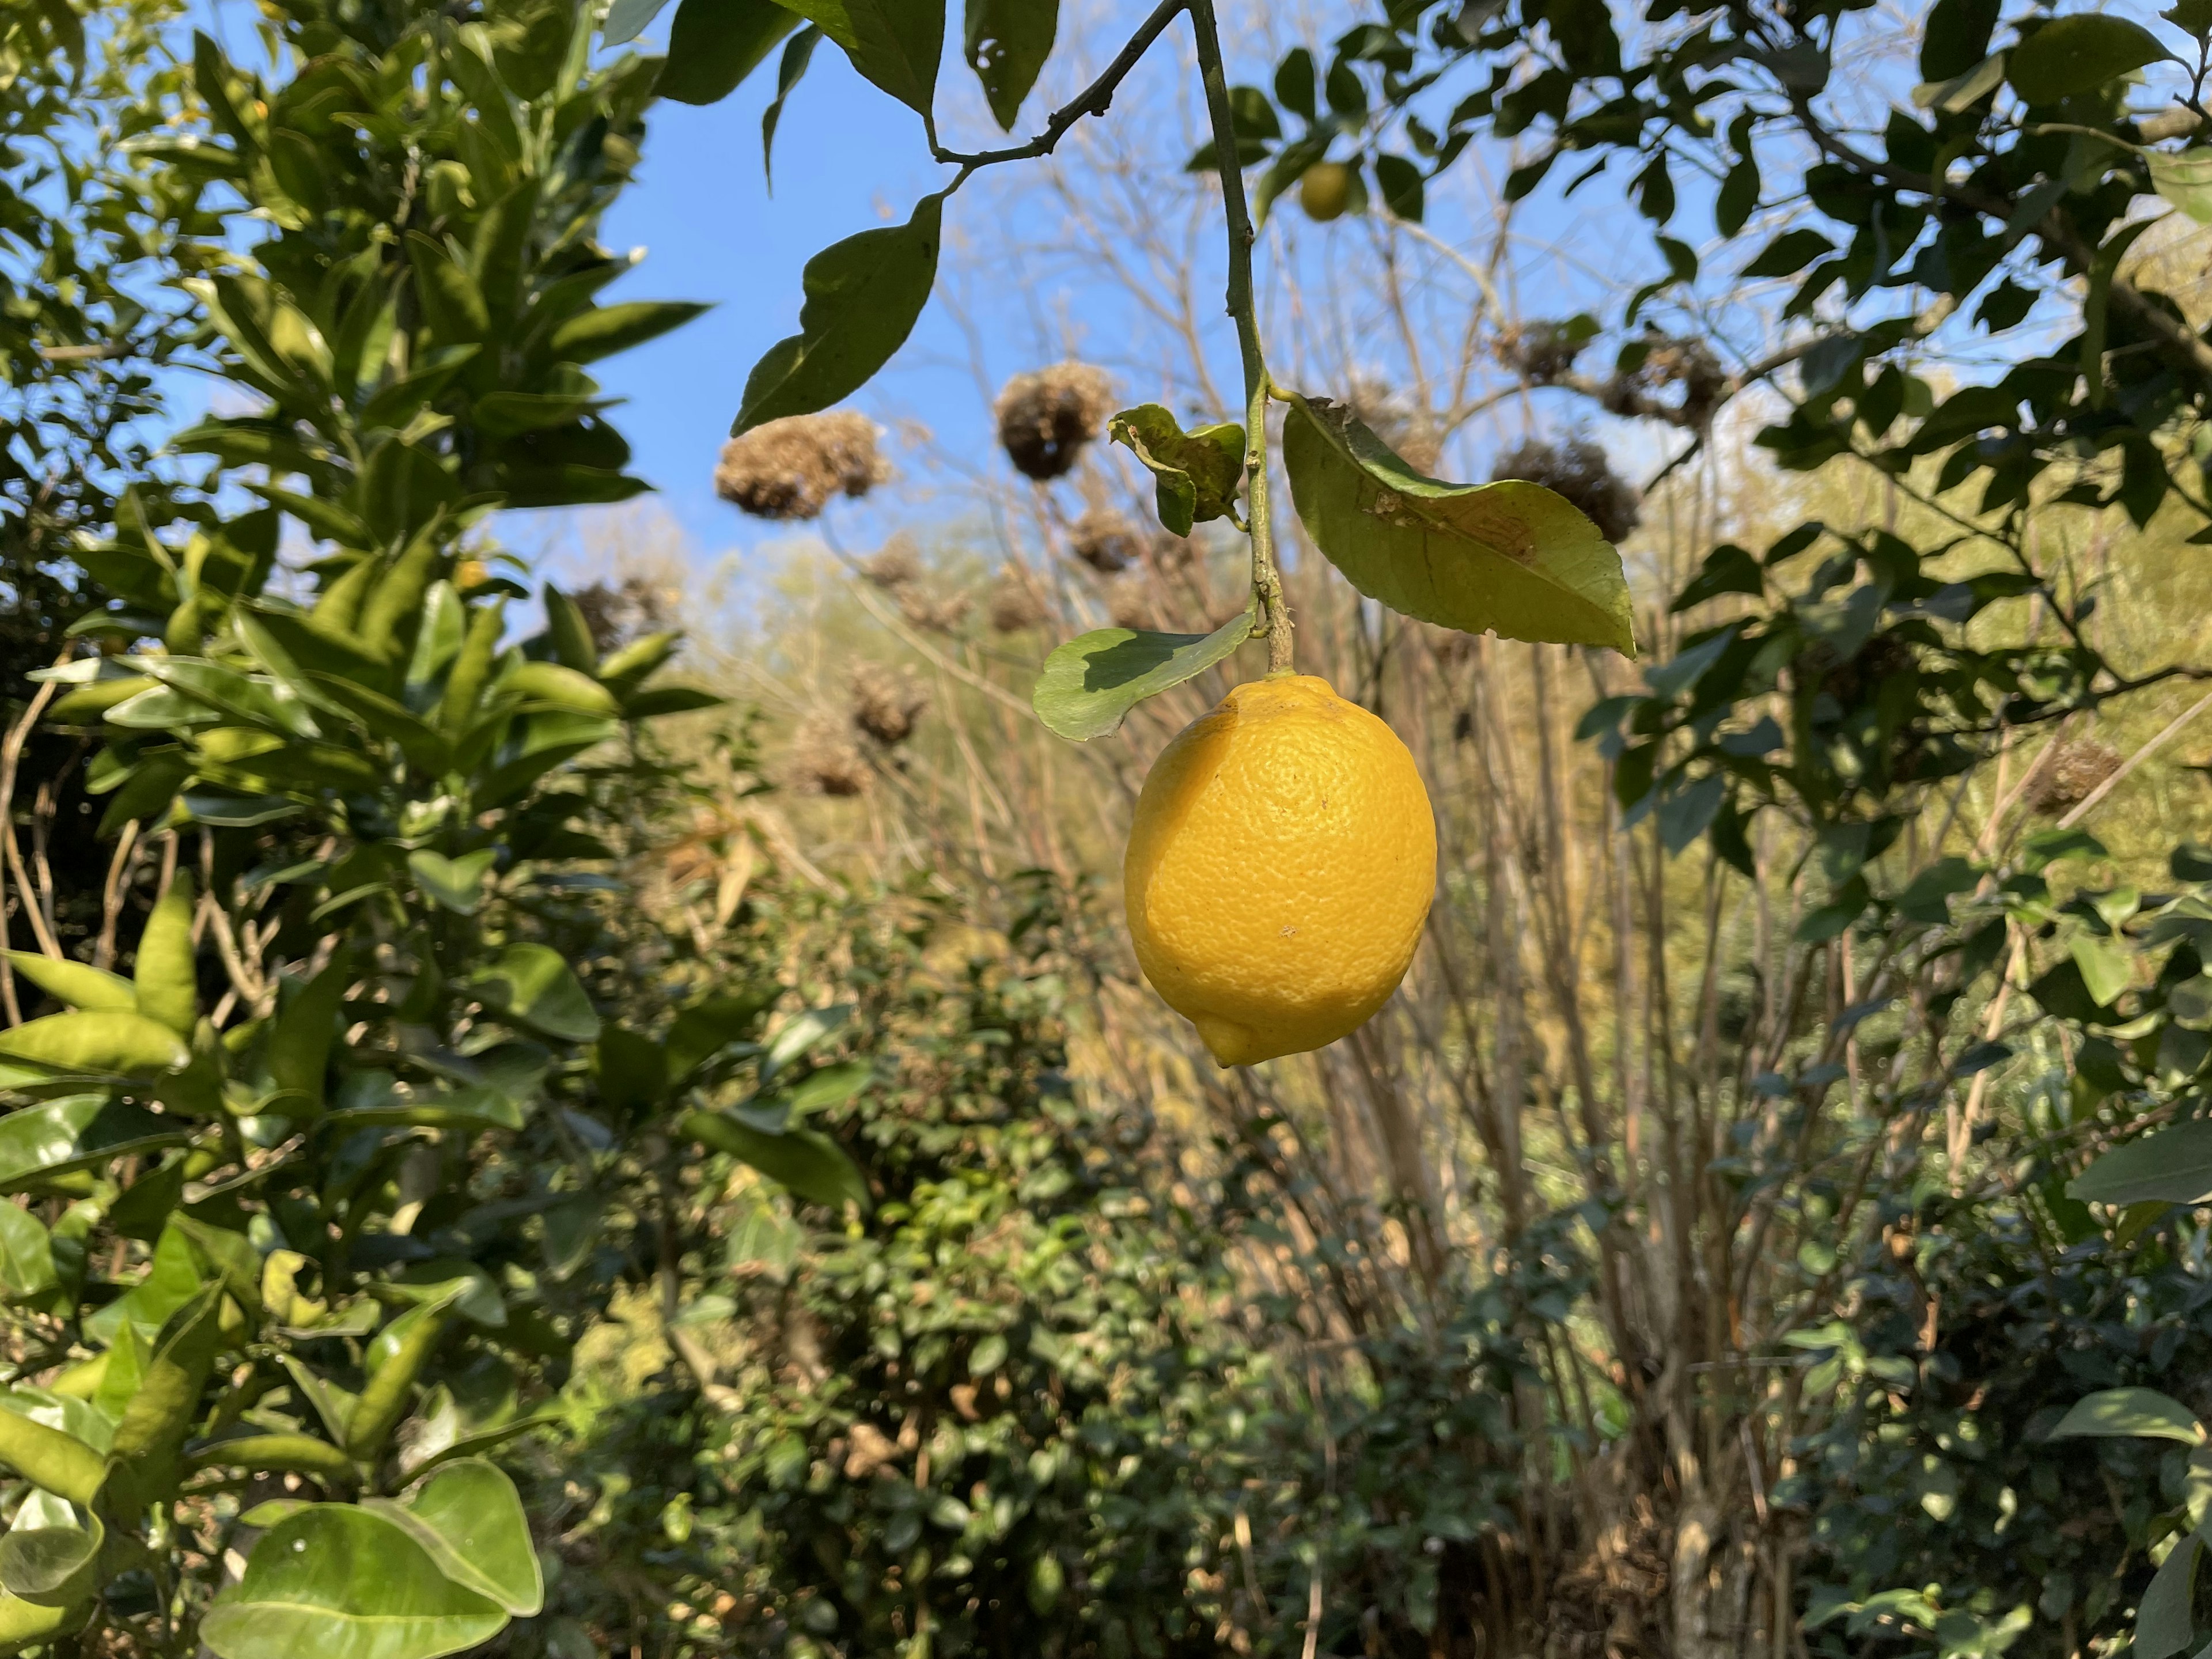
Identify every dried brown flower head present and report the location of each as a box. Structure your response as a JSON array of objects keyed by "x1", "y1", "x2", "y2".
[
  {"x1": 859, "y1": 534, "x2": 923, "y2": 589},
  {"x1": 789, "y1": 714, "x2": 871, "y2": 796},
  {"x1": 715, "y1": 412, "x2": 888, "y2": 520},
  {"x1": 993, "y1": 363, "x2": 1116, "y2": 480},
  {"x1": 1598, "y1": 332, "x2": 1728, "y2": 428},
  {"x1": 1495, "y1": 320, "x2": 1589, "y2": 385},
  {"x1": 987, "y1": 567, "x2": 1050, "y2": 632},
  {"x1": 850, "y1": 662, "x2": 927, "y2": 745},
  {"x1": 1070, "y1": 507, "x2": 1143, "y2": 573},
  {"x1": 1106, "y1": 575, "x2": 1155, "y2": 631},
  {"x1": 1491, "y1": 437, "x2": 1642, "y2": 544},
  {"x1": 897, "y1": 586, "x2": 973, "y2": 634},
  {"x1": 2029, "y1": 739, "x2": 2122, "y2": 815}
]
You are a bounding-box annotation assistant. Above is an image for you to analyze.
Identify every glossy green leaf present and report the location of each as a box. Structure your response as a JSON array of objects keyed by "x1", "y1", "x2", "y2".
[
  {"x1": 133, "y1": 873, "x2": 199, "y2": 1035},
  {"x1": 1107, "y1": 406, "x2": 1245, "y2": 538},
  {"x1": 0, "y1": 954, "x2": 135, "y2": 1014},
  {"x1": 2150, "y1": 146, "x2": 2212, "y2": 222},
  {"x1": 2050, "y1": 1387, "x2": 2203, "y2": 1442},
  {"x1": 964, "y1": 0, "x2": 1056, "y2": 129},
  {"x1": 780, "y1": 0, "x2": 942, "y2": 114},
  {"x1": 603, "y1": 0, "x2": 675, "y2": 44},
  {"x1": 470, "y1": 945, "x2": 600, "y2": 1043},
  {"x1": 0, "y1": 1400, "x2": 104, "y2": 1506},
  {"x1": 1281, "y1": 392, "x2": 1637, "y2": 656},
  {"x1": 0, "y1": 1591, "x2": 87, "y2": 1652},
  {"x1": 507, "y1": 660, "x2": 618, "y2": 714},
  {"x1": 268, "y1": 950, "x2": 352, "y2": 1111},
  {"x1": 2139, "y1": 1531, "x2": 2202, "y2": 1659},
  {"x1": 86, "y1": 1223, "x2": 209, "y2": 1344},
  {"x1": 2008, "y1": 14, "x2": 2168, "y2": 103},
  {"x1": 733, "y1": 194, "x2": 943, "y2": 433},
  {"x1": 0, "y1": 1096, "x2": 187, "y2": 1191},
  {"x1": 184, "y1": 1433, "x2": 356, "y2": 1482},
  {"x1": 761, "y1": 1003, "x2": 853, "y2": 1081},
  {"x1": 761, "y1": 26, "x2": 824, "y2": 185},
  {"x1": 347, "y1": 1296, "x2": 459, "y2": 1461},
  {"x1": 0, "y1": 1207, "x2": 56, "y2": 1302},
  {"x1": 408, "y1": 850, "x2": 497, "y2": 915},
  {"x1": 200, "y1": 1506, "x2": 506, "y2": 1659},
  {"x1": 684, "y1": 1109, "x2": 870, "y2": 1211},
  {"x1": 658, "y1": 0, "x2": 801, "y2": 105},
  {"x1": 1032, "y1": 604, "x2": 1256, "y2": 742},
  {"x1": 368, "y1": 1459, "x2": 542, "y2": 1616},
  {"x1": 103, "y1": 1283, "x2": 224, "y2": 1516},
  {"x1": 2070, "y1": 1120, "x2": 2212, "y2": 1206},
  {"x1": 0, "y1": 1494, "x2": 101, "y2": 1608},
  {"x1": 0, "y1": 1012, "x2": 188, "y2": 1081}
]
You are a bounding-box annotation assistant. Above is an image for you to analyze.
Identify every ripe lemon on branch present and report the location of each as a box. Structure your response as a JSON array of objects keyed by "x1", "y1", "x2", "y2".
[{"x1": 1124, "y1": 675, "x2": 1436, "y2": 1066}]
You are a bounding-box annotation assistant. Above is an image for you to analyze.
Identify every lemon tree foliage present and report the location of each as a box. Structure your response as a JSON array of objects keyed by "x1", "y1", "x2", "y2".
[
  {"x1": 0, "y1": 2, "x2": 878, "y2": 1653},
  {"x1": 640, "y1": 0, "x2": 1641, "y2": 738}
]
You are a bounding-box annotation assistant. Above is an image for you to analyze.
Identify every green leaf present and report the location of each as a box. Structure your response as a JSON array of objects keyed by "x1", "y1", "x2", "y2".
[
  {"x1": 1374, "y1": 153, "x2": 1425, "y2": 221},
  {"x1": 603, "y1": 0, "x2": 675, "y2": 43},
  {"x1": 0, "y1": 1207, "x2": 56, "y2": 1302},
  {"x1": 507, "y1": 660, "x2": 619, "y2": 714},
  {"x1": 471, "y1": 945, "x2": 600, "y2": 1044},
  {"x1": 550, "y1": 300, "x2": 711, "y2": 363},
  {"x1": 964, "y1": 0, "x2": 1056, "y2": 129},
  {"x1": 1279, "y1": 393, "x2": 1637, "y2": 656},
  {"x1": 0, "y1": 1592, "x2": 88, "y2": 1649},
  {"x1": 2150, "y1": 147, "x2": 2212, "y2": 222},
  {"x1": 2139, "y1": 1531, "x2": 2202, "y2": 1659},
  {"x1": 761, "y1": 1004, "x2": 853, "y2": 1081},
  {"x1": 0, "y1": 1014, "x2": 188, "y2": 1081},
  {"x1": 1107, "y1": 406, "x2": 1245, "y2": 537},
  {"x1": 2070, "y1": 931, "x2": 2133, "y2": 1006},
  {"x1": 200, "y1": 1506, "x2": 506, "y2": 1659},
  {"x1": 268, "y1": 950, "x2": 353, "y2": 1111},
  {"x1": 684, "y1": 1111, "x2": 870, "y2": 1210},
  {"x1": 368, "y1": 1459, "x2": 542, "y2": 1616},
  {"x1": 2008, "y1": 14, "x2": 2169, "y2": 104},
  {"x1": 658, "y1": 0, "x2": 802, "y2": 105},
  {"x1": 346, "y1": 1298, "x2": 459, "y2": 1462},
  {"x1": 780, "y1": 0, "x2": 942, "y2": 114},
  {"x1": 185, "y1": 1433, "x2": 355, "y2": 1482},
  {"x1": 408, "y1": 851, "x2": 497, "y2": 916},
  {"x1": 103, "y1": 1284, "x2": 225, "y2": 1516},
  {"x1": 85, "y1": 1224, "x2": 206, "y2": 1346},
  {"x1": 1032, "y1": 604, "x2": 1257, "y2": 742},
  {"x1": 0, "y1": 1494, "x2": 101, "y2": 1608},
  {"x1": 2049, "y1": 1387, "x2": 2203, "y2": 1442},
  {"x1": 734, "y1": 194, "x2": 944, "y2": 432},
  {"x1": 134, "y1": 874, "x2": 199, "y2": 1036},
  {"x1": 762, "y1": 26, "x2": 824, "y2": 187},
  {"x1": 0, "y1": 955, "x2": 135, "y2": 1015},
  {"x1": 0, "y1": 1402, "x2": 104, "y2": 1507},
  {"x1": 1743, "y1": 228, "x2": 1835, "y2": 278},
  {"x1": 2070, "y1": 1120, "x2": 2212, "y2": 1206}
]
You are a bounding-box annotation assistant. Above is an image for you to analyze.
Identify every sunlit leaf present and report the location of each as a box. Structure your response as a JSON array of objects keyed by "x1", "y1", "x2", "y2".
[
  {"x1": 1032, "y1": 605, "x2": 1256, "y2": 742},
  {"x1": 200, "y1": 1506, "x2": 505, "y2": 1659},
  {"x1": 1107, "y1": 405, "x2": 1245, "y2": 537},
  {"x1": 2049, "y1": 1387, "x2": 2203, "y2": 1442},
  {"x1": 733, "y1": 194, "x2": 944, "y2": 433},
  {"x1": 1280, "y1": 394, "x2": 1636, "y2": 655},
  {"x1": 2070, "y1": 1120, "x2": 2212, "y2": 1206}
]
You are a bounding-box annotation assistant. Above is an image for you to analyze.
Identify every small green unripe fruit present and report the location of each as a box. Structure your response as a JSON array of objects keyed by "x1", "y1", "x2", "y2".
[{"x1": 1300, "y1": 161, "x2": 1354, "y2": 222}]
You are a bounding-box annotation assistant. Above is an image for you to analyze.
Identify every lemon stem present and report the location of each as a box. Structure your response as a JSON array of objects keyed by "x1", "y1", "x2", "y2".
[{"x1": 1187, "y1": 0, "x2": 1294, "y2": 675}]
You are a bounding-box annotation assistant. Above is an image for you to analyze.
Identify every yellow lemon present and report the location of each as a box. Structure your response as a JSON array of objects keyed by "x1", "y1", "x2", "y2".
[
  {"x1": 1298, "y1": 161, "x2": 1354, "y2": 222},
  {"x1": 1124, "y1": 674, "x2": 1436, "y2": 1066}
]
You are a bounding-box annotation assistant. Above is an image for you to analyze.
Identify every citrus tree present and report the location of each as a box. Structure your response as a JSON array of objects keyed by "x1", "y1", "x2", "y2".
[{"x1": 0, "y1": 2, "x2": 874, "y2": 1653}]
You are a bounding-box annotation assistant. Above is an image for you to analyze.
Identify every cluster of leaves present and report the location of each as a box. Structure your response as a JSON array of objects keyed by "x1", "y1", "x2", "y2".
[
  {"x1": 0, "y1": 2, "x2": 892, "y2": 1654},
  {"x1": 1, "y1": 0, "x2": 219, "y2": 967}
]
